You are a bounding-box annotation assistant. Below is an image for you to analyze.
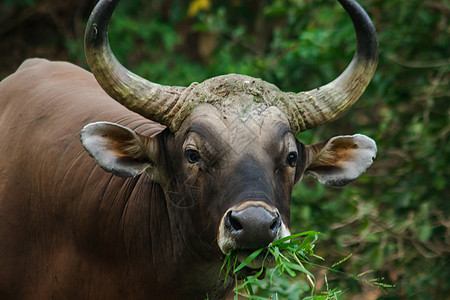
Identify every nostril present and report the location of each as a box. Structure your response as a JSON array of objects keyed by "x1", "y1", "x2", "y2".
[
  {"x1": 270, "y1": 216, "x2": 281, "y2": 231},
  {"x1": 226, "y1": 211, "x2": 243, "y2": 231}
]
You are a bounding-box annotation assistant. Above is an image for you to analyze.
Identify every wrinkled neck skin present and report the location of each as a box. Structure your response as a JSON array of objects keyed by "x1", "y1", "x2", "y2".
[{"x1": 154, "y1": 104, "x2": 305, "y2": 297}]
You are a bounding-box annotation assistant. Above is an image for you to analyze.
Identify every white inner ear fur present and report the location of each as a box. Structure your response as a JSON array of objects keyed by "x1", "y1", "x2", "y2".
[
  {"x1": 306, "y1": 134, "x2": 377, "y2": 186},
  {"x1": 80, "y1": 121, "x2": 152, "y2": 178}
]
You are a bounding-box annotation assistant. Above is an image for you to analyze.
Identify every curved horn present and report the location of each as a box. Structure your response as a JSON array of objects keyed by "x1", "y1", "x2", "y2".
[
  {"x1": 85, "y1": 0, "x2": 187, "y2": 131},
  {"x1": 284, "y1": 0, "x2": 379, "y2": 133}
]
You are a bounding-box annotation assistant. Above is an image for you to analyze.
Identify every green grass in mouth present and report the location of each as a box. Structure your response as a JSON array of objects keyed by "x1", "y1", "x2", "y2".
[{"x1": 216, "y1": 231, "x2": 394, "y2": 300}]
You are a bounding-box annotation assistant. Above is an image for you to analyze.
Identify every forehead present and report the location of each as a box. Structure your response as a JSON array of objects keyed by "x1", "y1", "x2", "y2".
[
  {"x1": 187, "y1": 103, "x2": 290, "y2": 131},
  {"x1": 182, "y1": 104, "x2": 290, "y2": 140}
]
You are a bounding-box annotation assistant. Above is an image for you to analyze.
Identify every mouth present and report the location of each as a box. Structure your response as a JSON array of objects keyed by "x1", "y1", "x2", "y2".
[
  {"x1": 224, "y1": 248, "x2": 276, "y2": 280},
  {"x1": 238, "y1": 264, "x2": 267, "y2": 279},
  {"x1": 235, "y1": 248, "x2": 276, "y2": 269}
]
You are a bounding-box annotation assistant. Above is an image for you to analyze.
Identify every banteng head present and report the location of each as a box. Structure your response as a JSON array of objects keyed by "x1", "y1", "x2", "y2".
[{"x1": 81, "y1": 0, "x2": 378, "y2": 271}]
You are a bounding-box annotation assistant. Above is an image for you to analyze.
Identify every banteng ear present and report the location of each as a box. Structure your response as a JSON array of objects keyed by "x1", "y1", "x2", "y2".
[
  {"x1": 80, "y1": 122, "x2": 155, "y2": 178},
  {"x1": 305, "y1": 134, "x2": 377, "y2": 186}
]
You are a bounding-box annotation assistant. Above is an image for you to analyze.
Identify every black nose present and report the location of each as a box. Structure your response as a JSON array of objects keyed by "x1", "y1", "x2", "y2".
[{"x1": 225, "y1": 206, "x2": 281, "y2": 249}]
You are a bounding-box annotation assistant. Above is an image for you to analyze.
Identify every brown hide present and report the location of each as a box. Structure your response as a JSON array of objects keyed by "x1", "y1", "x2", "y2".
[{"x1": 0, "y1": 59, "x2": 227, "y2": 299}]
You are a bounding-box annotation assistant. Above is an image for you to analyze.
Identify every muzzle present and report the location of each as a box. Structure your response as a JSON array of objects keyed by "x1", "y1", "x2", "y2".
[{"x1": 217, "y1": 201, "x2": 290, "y2": 269}]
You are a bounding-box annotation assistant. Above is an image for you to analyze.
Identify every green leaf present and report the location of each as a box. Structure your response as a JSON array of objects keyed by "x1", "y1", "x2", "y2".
[
  {"x1": 234, "y1": 248, "x2": 264, "y2": 273},
  {"x1": 271, "y1": 231, "x2": 319, "y2": 247}
]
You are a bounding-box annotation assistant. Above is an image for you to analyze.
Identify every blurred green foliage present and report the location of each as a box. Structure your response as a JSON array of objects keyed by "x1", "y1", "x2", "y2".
[{"x1": 1, "y1": 0, "x2": 448, "y2": 298}]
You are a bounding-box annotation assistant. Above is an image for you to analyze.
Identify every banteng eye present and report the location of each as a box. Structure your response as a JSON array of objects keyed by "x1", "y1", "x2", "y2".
[
  {"x1": 286, "y1": 152, "x2": 297, "y2": 167},
  {"x1": 185, "y1": 149, "x2": 202, "y2": 164}
]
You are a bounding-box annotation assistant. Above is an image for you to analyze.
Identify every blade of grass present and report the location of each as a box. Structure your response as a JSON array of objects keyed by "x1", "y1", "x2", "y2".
[
  {"x1": 234, "y1": 248, "x2": 264, "y2": 273},
  {"x1": 271, "y1": 231, "x2": 319, "y2": 247}
]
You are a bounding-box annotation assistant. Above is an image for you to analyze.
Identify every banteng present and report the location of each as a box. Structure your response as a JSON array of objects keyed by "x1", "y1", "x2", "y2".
[{"x1": 0, "y1": 0, "x2": 378, "y2": 299}]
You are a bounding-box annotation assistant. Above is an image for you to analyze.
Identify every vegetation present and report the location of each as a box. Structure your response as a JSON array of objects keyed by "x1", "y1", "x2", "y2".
[
  {"x1": 221, "y1": 231, "x2": 322, "y2": 299},
  {"x1": 1, "y1": 0, "x2": 448, "y2": 298},
  {"x1": 221, "y1": 231, "x2": 394, "y2": 299}
]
